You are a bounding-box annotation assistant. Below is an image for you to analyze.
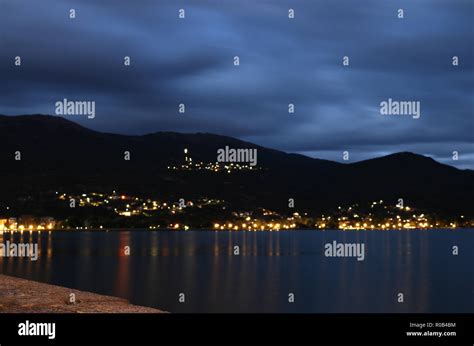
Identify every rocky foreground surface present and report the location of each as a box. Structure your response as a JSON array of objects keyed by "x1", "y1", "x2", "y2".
[{"x1": 0, "y1": 274, "x2": 165, "y2": 313}]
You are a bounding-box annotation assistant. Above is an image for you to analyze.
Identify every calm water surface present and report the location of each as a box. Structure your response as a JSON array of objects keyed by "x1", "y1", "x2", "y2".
[{"x1": 1, "y1": 229, "x2": 472, "y2": 313}]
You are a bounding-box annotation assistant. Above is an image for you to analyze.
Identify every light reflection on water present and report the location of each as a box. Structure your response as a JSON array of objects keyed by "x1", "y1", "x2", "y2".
[{"x1": 0, "y1": 229, "x2": 472, "y2": 313}]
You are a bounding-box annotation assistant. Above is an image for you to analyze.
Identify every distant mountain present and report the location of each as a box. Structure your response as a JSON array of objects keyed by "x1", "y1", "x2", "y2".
[{"x1": 1, "y1": 114, "x2": 473, "y2": 217}]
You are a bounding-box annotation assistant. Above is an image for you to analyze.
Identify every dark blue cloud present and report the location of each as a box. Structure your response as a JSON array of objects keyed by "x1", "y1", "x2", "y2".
[{"x1": 0, "y1": 0, "x2": 472, "y2": 168}]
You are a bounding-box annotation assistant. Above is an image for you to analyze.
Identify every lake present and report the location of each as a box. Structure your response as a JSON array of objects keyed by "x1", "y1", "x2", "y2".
[{"x1": 0, "y1": 229, "x2": 472, "y2": 313}]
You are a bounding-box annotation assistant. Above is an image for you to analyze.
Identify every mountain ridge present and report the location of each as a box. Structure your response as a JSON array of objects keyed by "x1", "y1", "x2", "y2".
[
  {"x1": 0, "y1": 114, "x2": 467, "y2": 171},
  {"x1": 1, "y1": 114, "x2": 473, "y2": 218}
]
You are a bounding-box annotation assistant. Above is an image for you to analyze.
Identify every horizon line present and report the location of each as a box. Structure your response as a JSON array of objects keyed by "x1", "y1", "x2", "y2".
[{"x1": 1, "y1": 113, "x2": 472, "y2": 171}]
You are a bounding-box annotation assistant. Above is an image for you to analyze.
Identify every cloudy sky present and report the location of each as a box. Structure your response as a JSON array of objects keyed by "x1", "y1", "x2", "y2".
[{"x1": 1, "y1": 0, "x2": 473, "y2": 168}]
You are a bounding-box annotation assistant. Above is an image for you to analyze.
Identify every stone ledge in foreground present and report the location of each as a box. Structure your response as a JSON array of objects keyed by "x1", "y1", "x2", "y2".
[{"x1": 0, "y1": 274, "x2": 166, "y2": 313}]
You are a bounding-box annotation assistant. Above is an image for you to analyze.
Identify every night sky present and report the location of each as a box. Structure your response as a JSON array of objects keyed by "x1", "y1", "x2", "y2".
[{"x1": 1, "y1": 0, "x2": 473, "y2": 168}]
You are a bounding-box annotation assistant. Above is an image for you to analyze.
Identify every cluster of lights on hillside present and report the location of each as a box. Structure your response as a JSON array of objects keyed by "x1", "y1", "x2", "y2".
[
  {"x1": 210, "y1": 201, "x2": 467, "y2": 231},
  {"x1": 0, "y1": 194, "x2": 469, "y2": 231},
  {"x1": 167, "y1": 148, "x2": 260, "y2": 173},
  {"x1": 59, "y1": 191, "x2": 223, "y2": 218}
]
